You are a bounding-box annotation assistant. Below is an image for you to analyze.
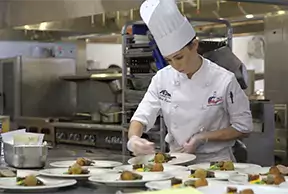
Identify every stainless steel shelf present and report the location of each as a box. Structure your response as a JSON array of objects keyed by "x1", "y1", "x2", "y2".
[
  {"x1": 51, "y1": 122, "x2": 126, "y2": 132},
  {"x1": 124, "y1": 52, "x2": 153, "y2": 58}
]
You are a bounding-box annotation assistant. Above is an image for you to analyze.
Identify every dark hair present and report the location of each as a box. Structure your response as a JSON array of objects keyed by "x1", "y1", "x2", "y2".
[{"x1": 184, "y1": 36, "x2": 197, "y2": 48}]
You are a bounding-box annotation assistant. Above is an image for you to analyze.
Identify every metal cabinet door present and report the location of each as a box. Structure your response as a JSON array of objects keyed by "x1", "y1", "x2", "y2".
[{"x1": 0, "y1": 56, "x2": 21, "y2": 119}]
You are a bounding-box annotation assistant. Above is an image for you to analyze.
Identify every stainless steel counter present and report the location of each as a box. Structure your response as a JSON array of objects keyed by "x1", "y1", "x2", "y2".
[{"x1": 0, "y1": 145, "x2": 147, "y2": 194}]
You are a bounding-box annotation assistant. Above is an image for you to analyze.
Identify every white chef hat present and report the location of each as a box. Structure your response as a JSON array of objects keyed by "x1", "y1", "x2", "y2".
[{"x1": 140, "y1": 0, "x2": 196, "y2": 56}]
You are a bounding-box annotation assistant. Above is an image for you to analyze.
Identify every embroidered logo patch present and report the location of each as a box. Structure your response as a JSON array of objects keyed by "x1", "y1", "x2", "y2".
[
  {"x1": 159, "y1": 90, "x2": 171, "y2": 103},
  {"x1": 207, "y1": 91, "x2": 223, "y2": 106}
]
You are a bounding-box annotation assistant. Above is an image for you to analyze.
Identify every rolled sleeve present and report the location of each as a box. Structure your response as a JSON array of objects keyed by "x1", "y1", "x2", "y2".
[
  {"x1": 130, "y1": 75, "x2": 161, "y2": 132},
  {"x1": 225, "y1": 75, "x2": 253, "y2": 133}
]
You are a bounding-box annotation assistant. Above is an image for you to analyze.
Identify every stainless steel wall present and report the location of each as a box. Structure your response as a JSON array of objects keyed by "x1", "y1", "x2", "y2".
[
  {"x1": 74, "y1": 41, "x2": 117, "y2": 114},
  {"x1": 264, "y1": 14, "x2": 288, "y2": 103}
]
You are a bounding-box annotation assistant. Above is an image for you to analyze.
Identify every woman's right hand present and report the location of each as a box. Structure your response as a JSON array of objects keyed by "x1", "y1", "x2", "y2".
[{"x1": 127, "y1": 135, "x2": 155, "y2": 155}]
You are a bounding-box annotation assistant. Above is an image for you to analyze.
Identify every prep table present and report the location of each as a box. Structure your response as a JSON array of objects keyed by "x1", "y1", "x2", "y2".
[{"x1": 0, "y1": 144, "x2": 147, "y2": 194}]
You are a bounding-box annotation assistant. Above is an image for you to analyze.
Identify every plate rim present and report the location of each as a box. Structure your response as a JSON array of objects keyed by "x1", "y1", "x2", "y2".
[
  {"x1": 0, "y1": 177, "x2": 77, "y2": 190},
  {"x1": 113, "y1": 164, "x2": 189, "y2": 172},
  {"x1": 38, "y1": 168, "x2": 114, "y2": 178},
  {"x1": 88, "y1": 172, "x2": 174, "y2": 184},
  {"x1": 188, "y1": 163, "x2": 261, "y2": 171},
  {"x1": 50, "y1": 160, "x2": 123, "y2": 168},
  {"x1": 197, "y1": 183, "x2": 288, "y2": 192}
]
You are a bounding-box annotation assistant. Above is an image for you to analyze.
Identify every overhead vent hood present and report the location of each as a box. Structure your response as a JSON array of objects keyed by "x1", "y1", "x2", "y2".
[{"x1": 227, "y1": 0, "x2": 288, "y2": 5}]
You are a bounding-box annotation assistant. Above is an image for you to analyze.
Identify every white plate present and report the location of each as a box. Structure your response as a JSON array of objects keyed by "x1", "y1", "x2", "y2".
[
  {"x1": 279, "y1": 182, "x2": 288, "y2": 188},
  {"x1": 0, "y1": 177, "x2": 76, "y2": 191},
  {"x1": 238, "y1": 166, "x2": 271, "y2": 175},
  {"x1": 88, "y1": 172, "x2": 174, "y2": 187},
  {"x1": 39, "y1": 168, "x2": 115, "y2": 179},
  {"x1": 128, "y1": 153, "x2": 196, "y2": 165},
  {"x1": 113, "y1": 164, "x2": 188, "y2": 173},
  {"x1": 174, "y1": 171, "x2": 233, "y2": 181},
  {"x1": 50, "y1": 160, "x2": 122, "y2": 168},
  {"x1": 188, "y1": 163, "x2": 261, "y2": 172},
  {"x1": 197, "y1": 184, "x2": 288, "y2": 194},
  {"x1": 145, "y1": 179, "x2": 229, "y2": 190}
]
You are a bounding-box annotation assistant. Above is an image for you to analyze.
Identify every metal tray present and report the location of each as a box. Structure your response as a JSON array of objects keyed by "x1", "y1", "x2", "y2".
[{"x1": 3, "y1": 142, "x2": 48, "y2": 169}]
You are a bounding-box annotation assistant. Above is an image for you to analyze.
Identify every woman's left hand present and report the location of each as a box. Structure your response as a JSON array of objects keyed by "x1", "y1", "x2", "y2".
[{"x1": 183, "y1": 135, "x2": 200, "y2": 153}]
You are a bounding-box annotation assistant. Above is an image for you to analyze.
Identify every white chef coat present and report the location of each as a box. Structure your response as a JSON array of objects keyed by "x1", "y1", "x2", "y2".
[{"x1": 131, "y1": 57, "x2": 253, "y2": 163}]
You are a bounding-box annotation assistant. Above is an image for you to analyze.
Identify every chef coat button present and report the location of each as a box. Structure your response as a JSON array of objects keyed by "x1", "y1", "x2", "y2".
[
  {"x1": 205, "y1": 83, "x2": 209, "y2": 87},
  {"x1": 174, "y1": 104, "x2": 178, "y2": 109},
  {"x1": 174, "y1": 81, "x2": 180, "y2": 86},
  {"x1": 202, "y1": 105, "x2": 206, "y2": 109}
]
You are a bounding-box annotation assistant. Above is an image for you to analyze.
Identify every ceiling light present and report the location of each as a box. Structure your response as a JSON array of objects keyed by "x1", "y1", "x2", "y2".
[
  {"x1": 39, "y1": 22, "x2": 48, "y2": 30},
  {"x1": 24, "y1": 25, "x2": 30, "y2": 30},
  {"x1": 277, "y1": 10, "x2": 285, "y2": 15},
  {"x1": 245, "y1": 14, "x2": 254, "y2": 19}
]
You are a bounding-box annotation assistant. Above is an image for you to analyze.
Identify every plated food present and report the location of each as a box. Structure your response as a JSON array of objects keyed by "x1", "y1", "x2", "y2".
[
  {"x1": 120, "y1": 171, "x2": 143, "y2": 180},
  {"x1": 175, "y1": 170, "x2": 231, "y2": 181},
  {"x1": 197, "y1": 184, "x2": 288, "y2": 194},
  {"x1": 209, "y1": 161, "x2": 235, "y2": 171},
  {"x1": 88, "y1": 171, "x2": 173, "y2": 187},
  {"x1": 150, "y1": 153, "x2": 176, "y2": 163},
  {"x1": 50, "y1": 158, "x2": 122, "y2": 168},
  {"x1": 114, "y1": 163, "x2": 188, "y2": 174},
  {"x1": 17, "y1": 175, "x2": 44, "y2": 187},
  {"x1": 76, "y1": 157, "x2": 95, "y2": 166},
  {"x1": 226, "y1": 186, "x2": 255, "y2": 194},
  {"x1": 189, "y1": 162, "x2": 260, "y2": 173},
  {"x1": 248, "y1": 166, "x2": 286, "y2": 186},
  {"x1": 65, "y1": 163, "x2": 90, "y2": 175},
  {"x1": 0, "y1": 177, "x2": 77, "y2": 191},
  {"x1": 190, "y1": 169, "x2": 216, "y2": 179},
  {"x1": 39, "y1": 167, "x2": 114, "y2": 179},
  {"x1": 132, "y1": 163, "x2": 164, "y2": 172},
  {"x1": 128, "y1": 153, "x2": 196, "y2": 165},
  {"x1": 145, "y1": 177, "x2": 210, "y2": 190}
]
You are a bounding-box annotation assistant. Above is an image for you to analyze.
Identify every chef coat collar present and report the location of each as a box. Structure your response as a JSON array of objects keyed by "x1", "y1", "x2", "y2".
[{"x1": 174, "y1": 55, "x2": 207, "y2": 78}]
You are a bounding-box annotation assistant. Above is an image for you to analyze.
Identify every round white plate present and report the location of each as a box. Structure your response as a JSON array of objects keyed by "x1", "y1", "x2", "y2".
[
  {"x1": 113, "y1": 164, "x2": 188, "y2": 173},
  {"x1": 0, "y1": 177, "x2": 76, "y2": 191},
  {"x1": 197, "y1": 184, "x2": 288, "y2": 194},
  {"x1": 145, "y1": 179, "x2": 229, "y2": 190},
  {"x1": 174, "y1": 170, "x2": 233, "y2": 181},
  {"x1": 50, "y1": 160, "x2": 122, "y2": 168},
  {"x1": 39, "y1": 168, "x2": 115, "y2": 179},
  {"x1": 238, "y1": 166, "x2": 271, "y2": 175},
  {"x1": 188, "y1": 163, "x2": 261, "y2": 172},
  {"x1": 88, "y1": 172, "x2": 174, "y2": 187},
  {"x1": 128, "y1": 153, "x2": 196, "y2": 165}
]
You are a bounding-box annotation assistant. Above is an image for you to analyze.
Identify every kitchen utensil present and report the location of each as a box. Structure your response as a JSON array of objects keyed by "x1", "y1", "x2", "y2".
[
  {"x1": 99, "y1": 111, "x2": 122, "y2": 124},
  {"x1": 50, "y1": 160, "x2": 122, "y2": 168},
  {"x1": 128, "y1": 77, "x2": 152, "y2": 90},
  {"x1": 108, "y1": 79, "x2": 122, "y2": 94},
  {"x1": 125, "y1": 89, "x2": 146, "y2": 103},
  {"x1": 88, "y1": 171, "x2": 173, "y2": 187},
  {"x1": 128, "y1": 153, "x2": 196, "y2": 166},
  {"x1": 4, "y1": 142, "x2": 48, "y2": 168},
  {"x1": 0, "y1": 177, "x2": 77, "y2": 191}
]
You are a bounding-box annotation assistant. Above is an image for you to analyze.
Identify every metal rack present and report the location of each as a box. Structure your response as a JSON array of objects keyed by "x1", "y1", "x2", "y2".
[{"x1": 121, "y1": 18, "x2": 233, "y2": 158}]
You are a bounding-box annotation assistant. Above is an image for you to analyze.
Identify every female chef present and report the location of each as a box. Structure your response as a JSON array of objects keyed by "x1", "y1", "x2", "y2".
[{"x1": 127, "y1": 0, "x2": 253, "y2": 163}]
